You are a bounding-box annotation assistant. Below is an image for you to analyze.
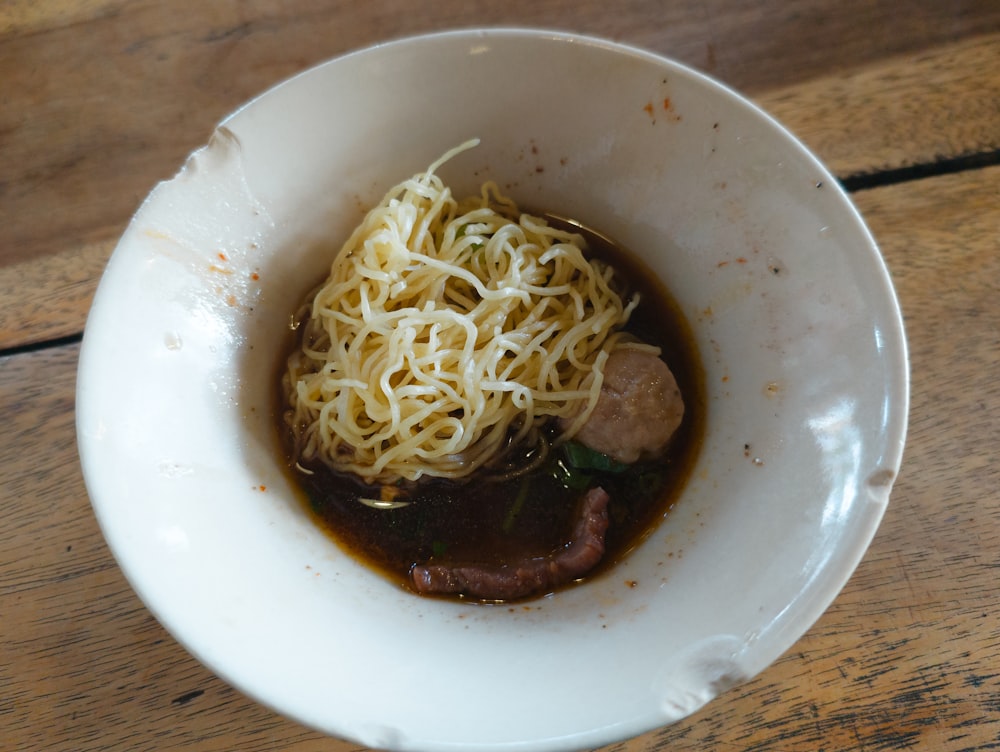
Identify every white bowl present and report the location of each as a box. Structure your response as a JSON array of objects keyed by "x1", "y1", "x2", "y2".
[{"x1": 76, "y1": 29, "x2": 908, "y2": 752}]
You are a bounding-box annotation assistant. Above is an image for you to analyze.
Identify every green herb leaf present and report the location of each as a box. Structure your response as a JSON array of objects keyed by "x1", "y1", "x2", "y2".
[
  {"x1": 562, "y1": 441, "x2": 628, "y2": 473},
  {"x1": 552, "y1": 458, "x2": 592, "y2": 490}
]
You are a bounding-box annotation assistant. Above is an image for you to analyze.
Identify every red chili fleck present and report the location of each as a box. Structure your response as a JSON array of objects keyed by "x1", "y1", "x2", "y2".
[
  {"x1": 218, "y1": 252, "x2": 227, "y2": 261},
  {"x1": 250, "y1": 272, "x2": 260, "y2": 281},
  {"x1": 643, "y1": 102, "x2": 654, "y2": 116},
  {"x1": 736, "y1": 257, "x2": 748, "y2": 264},
  {"x1": 663, "y1": 97, "x2": 672, "y2": 110}
]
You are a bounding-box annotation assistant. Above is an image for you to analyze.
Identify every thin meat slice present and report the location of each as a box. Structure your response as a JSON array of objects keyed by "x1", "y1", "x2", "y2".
[{"x1": 410, "y1": 486, "x2": 611, "y2": 601}]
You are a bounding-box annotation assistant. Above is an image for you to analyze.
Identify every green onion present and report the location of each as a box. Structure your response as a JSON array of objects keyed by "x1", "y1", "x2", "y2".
[{"x1": 502, "y1": 478, "x2": 532, "y2": 532}]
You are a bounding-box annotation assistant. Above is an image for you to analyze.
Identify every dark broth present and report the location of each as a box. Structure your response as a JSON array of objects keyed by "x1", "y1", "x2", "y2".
[{"x1": 278, "y1": 219, "x2": 705, "y2": 600}]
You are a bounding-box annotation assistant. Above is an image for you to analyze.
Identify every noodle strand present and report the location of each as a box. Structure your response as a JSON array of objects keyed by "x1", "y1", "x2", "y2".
[{"x1": 284, "y1": 141, "x2": 649, "y2": 484}]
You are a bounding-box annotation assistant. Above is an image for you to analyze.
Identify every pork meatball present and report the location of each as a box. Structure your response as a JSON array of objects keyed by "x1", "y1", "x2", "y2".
[{"x1": 568, "y1": 348, "x2": 684, "y2": 463}]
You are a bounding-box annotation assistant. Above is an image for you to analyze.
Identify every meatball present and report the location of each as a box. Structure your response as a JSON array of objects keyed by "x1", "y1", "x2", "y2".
[{"x1": 568, "y1": 348, "x2": 684, "y2": 463}]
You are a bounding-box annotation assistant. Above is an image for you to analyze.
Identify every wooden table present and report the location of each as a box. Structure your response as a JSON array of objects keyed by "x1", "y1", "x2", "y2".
[{"x1": 2, "y1": 2, "x2": 998, "y2": 750}]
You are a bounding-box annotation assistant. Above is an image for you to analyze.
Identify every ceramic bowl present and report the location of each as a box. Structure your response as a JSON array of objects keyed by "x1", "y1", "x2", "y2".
[{"x1": 76, "y1": 29, "x2": 908, "y2": 751}]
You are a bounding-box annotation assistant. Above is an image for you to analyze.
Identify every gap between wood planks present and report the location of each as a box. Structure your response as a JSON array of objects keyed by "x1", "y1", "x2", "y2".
[
  {"x1": 840, "y1": 148, "x2": 1000, "y2": 192},
  {"x1": 0, "y1": 332, "x2": 84, "y2": 359},
  {"x1": 1, "y1": 147, "x2": 997, "y2": 361}
]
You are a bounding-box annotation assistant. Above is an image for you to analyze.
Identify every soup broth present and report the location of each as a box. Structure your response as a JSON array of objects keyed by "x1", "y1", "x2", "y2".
[{"x1": 279, "y1": 219, "x2": 704, "y2": 601}]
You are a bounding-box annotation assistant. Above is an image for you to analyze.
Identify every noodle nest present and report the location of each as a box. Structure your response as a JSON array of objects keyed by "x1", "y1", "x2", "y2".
[{"x1": 284, "y1": 141, "x2": 646, "y2": 484}]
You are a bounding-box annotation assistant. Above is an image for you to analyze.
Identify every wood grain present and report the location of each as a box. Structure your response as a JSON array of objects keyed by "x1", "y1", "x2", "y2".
[
  {"x1": 758, "y1": 33, "x2": 1000, "y2": 178},
  {"x1": 0, "y1": 238, "x2": 112, "y2": 350},
  {"x1": 1, "y1": 6, "x2": 998, "y2": 351},
  {"x1": 2, "y1": 165, "x2": 996, "y2": 751}
]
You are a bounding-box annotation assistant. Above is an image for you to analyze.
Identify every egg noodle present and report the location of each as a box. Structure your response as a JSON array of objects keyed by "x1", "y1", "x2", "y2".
[{"x1": 283, "y1": 140, "x2": 652, "y2": 484}]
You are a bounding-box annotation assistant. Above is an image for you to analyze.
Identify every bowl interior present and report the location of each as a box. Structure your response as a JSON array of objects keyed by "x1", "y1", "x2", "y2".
[{"x1": 76, "y1": 29, "x2": 908, "y2": 752}]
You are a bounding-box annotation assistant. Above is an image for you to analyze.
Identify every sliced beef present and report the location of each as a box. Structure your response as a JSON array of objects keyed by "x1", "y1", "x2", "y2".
[
  {"x1": 568, "y1": 348, "x2": 684, "y2": 464},
  {"x1": 410, "y1": 486, "x2": 610, "y2": 601}
]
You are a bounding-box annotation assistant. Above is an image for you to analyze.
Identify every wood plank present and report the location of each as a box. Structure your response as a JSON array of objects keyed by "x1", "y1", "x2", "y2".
[
  {"x1": 758, "y1": 33, "x2": 1000, "y2": 178},
  {"x1": 0, "y1": 0, "x2": 127, "y2": 39},
  {"x1": 0, "y1": 239, "x2": 112, "y2": 349},
  {"x1": 2, "y1": 24, "x2": 998, "y2": 352},
  {"x1": 2, "y1": 3, "x2": 998, "y2": 350},
  {"x1": 2, "y1": 166, "x2": 996, "y2": 750},
  {"x1": 1, "y1": 0, "x2": 996, "y2": 265}
]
